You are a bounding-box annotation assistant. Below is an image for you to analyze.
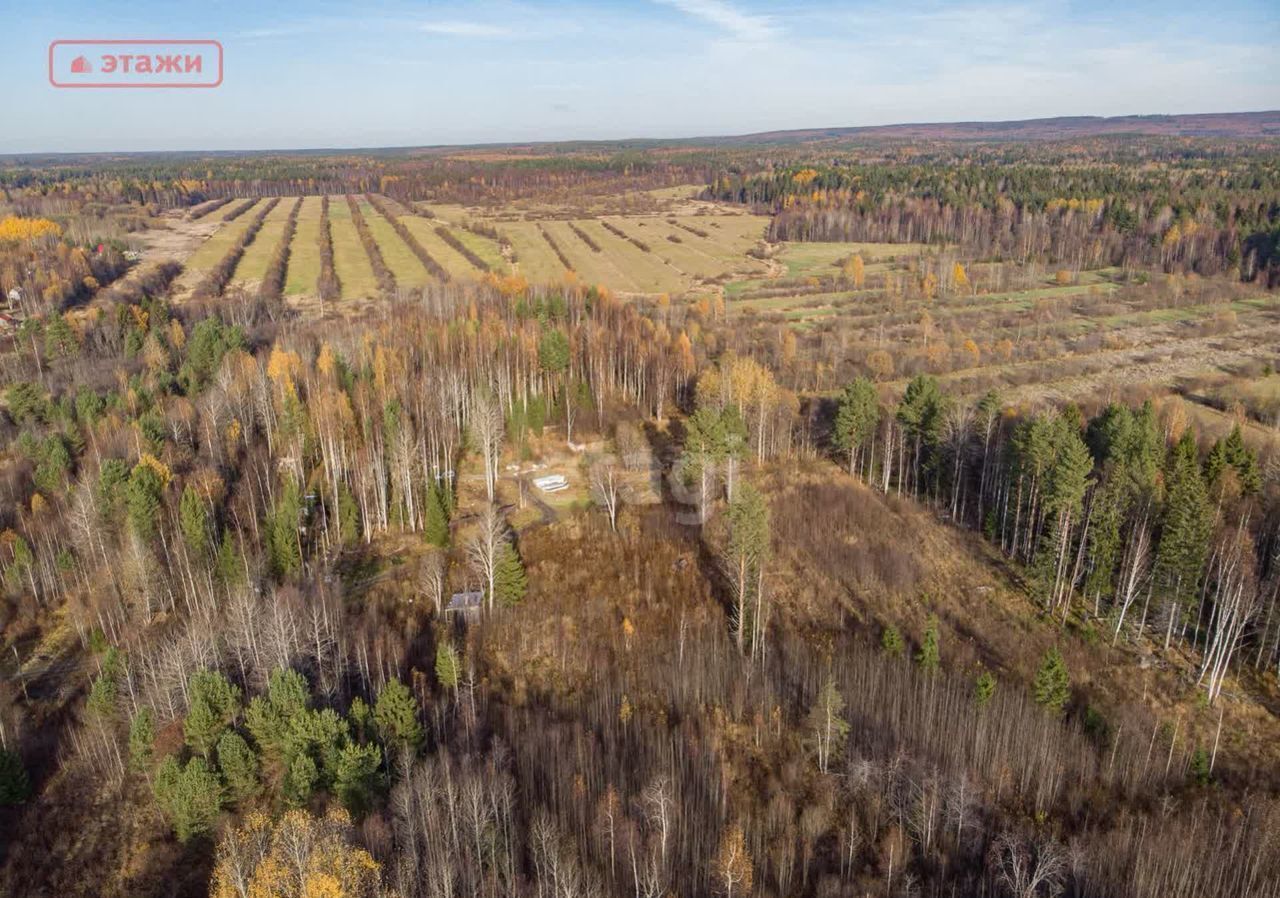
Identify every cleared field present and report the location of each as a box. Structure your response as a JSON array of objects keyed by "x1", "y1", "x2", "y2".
[
  {"x1": 357, "y1": 198, "x2": 431, "y2": 287},
  {"x1": 327, "y1": 195, "x2": 378, "y2": 299},
  {"x1": 399, "y1": 216, "x2": 486, "y2": 279},
  {"x1": 285, "y1": 197, "x2": 323, "y2": 296},
  {"x1": 571, "y1": 219, "x2": 684, "y2": 293},
  {"x1": 231, "y1": 199, "x2": 295, "y2": 285},
  {"x1": 779, "y1": 241, "x2": 928, "y2": 277},
  {"x1": 172, "y1": 199, "x2": 267, "y2": 293},
  {"x1": 627, "y1": 217, "x2": 756, "y2": 279},
  {"x1": 451, "y1": 227, "x2": 508, "y2": 273},
  {"x1": 499, "y1": 221, "x2": 568, "y2": 284}
]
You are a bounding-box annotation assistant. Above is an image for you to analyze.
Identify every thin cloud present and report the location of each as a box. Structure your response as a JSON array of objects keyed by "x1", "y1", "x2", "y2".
[
  {"x1": 654, "y1": 0, "x2": 777, "y2": 42},
  {"x1": 417, "y1": 20, "x2": 513, "y2": 37}
]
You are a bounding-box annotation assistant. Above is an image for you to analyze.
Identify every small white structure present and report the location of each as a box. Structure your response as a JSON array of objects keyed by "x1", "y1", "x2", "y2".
[
  {"x1": 447, "y1": 590, "x2": 483, "y2": 618},
  {"x1": 532, "y1": 474, "x2": 569, "y2": 493}
]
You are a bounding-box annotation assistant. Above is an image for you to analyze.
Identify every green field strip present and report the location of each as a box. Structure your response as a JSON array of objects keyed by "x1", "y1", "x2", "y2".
[
  {"x1": 399, "y1": 216, "x2": 484, "y2": 279},
  {"x1": 284, "y1": 197, "x2": 323, "y2": 296},
  {"x1": 357, "y1": 199, "x2": 431, "y2": 287},
  {"x1": 499, "y1": 220, "x2": 567, "y2": 284},
  {"x1": 327, "y1": 196, "x2": 378, "y2": 299},
  {"x1": 231, "y1": 199, "x2": 295, "y2": 284},
  {"x1": 585, "y1": 219, "x2": 687, "y2": 293}
]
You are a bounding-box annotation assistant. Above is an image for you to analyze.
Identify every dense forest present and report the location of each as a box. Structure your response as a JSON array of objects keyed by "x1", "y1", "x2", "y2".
[{"x1": 1, "y1": 130, "x2": 1279, "y2": 898}]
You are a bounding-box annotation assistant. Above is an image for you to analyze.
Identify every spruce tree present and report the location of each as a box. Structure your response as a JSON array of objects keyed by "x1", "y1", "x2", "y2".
[
  {"x1": 494, "y1": 542, "x2": 528, "y2": 607},
  {"x1": 974, "y1": 670, "x2": 996, "y2": 708},
  {"x1": 424, "y1": 483, "x2": 450, "y2": 547},
  {"x1": 374, "y1": 678, "x2": 423, "y2": 750},
  {"x1": 435, "y1": 640, "x2": 461, "y2": 691},
  {"x1": 1153, "y1": 429, "x2": 1212, "y2": 634},
  {"x1": 916, "y1": 616, "x2": 940, "y2": 672},
  {"x1": 179, "y1": 484, "x2": 210, "y2": 559},
  {"x1": 881, "y1": 625, "x2": 905, "y2": 657},
  {"x1": 1033, "y1": 647, "x2": 1071, "y2": 715}
]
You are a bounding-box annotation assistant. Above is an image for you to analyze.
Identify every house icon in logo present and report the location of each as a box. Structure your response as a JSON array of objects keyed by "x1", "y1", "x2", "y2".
[{"x1": 70, "y1": 55, "x2": 92, "y2": 74}]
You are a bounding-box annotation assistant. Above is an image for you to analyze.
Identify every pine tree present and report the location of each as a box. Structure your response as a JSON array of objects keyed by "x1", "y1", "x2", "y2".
[
  {"x1": 154, "y1": 756, "x2": 223, "y2": 842},
  {"x1": 1033, "y1": 647, "x2": 1071, "y2": 715},
  {"x1": 129, "y1": 708, "x2": 155, "y2": 773},
  {"x1": 374, "y1": 678, "x2": 423, "y2": 750},
  {"x1": 334, "y1": 741, "x2": 382, "y2": 814},
  {"x1": 494, "y1": 541, "x2": 528, "y2": 607},
  {"x1": 179, "y1": 484, "x2": 210, "y2": 559},
  {"x1": 217, "y1": 731, "x2": 260, "y2": 805},
  {"x1": 246, "y1": 668, "x2": 309, "y2": 757},
  {"x1": 185, "y1": 670, "x2": 242, "y2": 758},
  {"x1": 833, "y1": 377, "x2": 879, "y2": 476}
]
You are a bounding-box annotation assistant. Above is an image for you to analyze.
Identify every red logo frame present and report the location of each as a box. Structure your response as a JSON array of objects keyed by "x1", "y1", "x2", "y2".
[{"x1": 48, "y1": 40, "x2": 223, "y2": 88}]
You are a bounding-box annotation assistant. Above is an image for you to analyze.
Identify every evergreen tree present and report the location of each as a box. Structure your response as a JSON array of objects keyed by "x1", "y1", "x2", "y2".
[
  {"x1": 216, "y1": 731, "x2": 260, "y2": 805},
  {"x1": 284, "y1": 753, "x2": 320, "y2": 807},
  {"x1": 916, "y1": 615, "x2": 940, "y2": 672},
  {"x1": 1153, "y1": 430, "x2": 1212, "y2": 633},
  {"x1": 215, "y1": 530, "x2": 244, "y2": 587},
  {"x1": 974, "y1": 670, "x2": 996, "y2": 708},
  {"x1": 881, "y1": 625, "x2": 905, "y2": 657},
  {"x1": 833, "y1": 377, "x2": 879, "y2": 475},
  {"x1": 129, "y1": 708, "x2": 155, "y2": 773},
  {"x1": 347, "y1": 696, "x2": 374, "y2": 743},
  {"x1": 423, "y1": 483, "x2": 450, "y2": 547},
  {"x1": 246, "y1": 668, "x2": 309, "y2": 757},
  {"x1": 374, "y1": 678, "x2": 423, "y2": 750},
  {"x1": 334, "y1": 741, "x2": 383, "y2": 814},
  {"x1": 126, "y1": 461, "x2": 165, "y2": 541},
  {"x1": 154, "y1": 756, "x2": 223, "y2": 843},
  {"x1": 1033, "y1": 647, "x2": 1071, "y2": 715},
  {"x1": 179, "y1": 484, "x2": 210, "y2": 559},
  {"x1": 493, "y1": 541, "x2": 528, "y2": 607},
  {"x1": 435, "y1": 640, "x2": 461, "y2": 691},
  {"x1": 338, "y1": 483, "x2": 361, "y2": 546},
  {"x1": 184, "y1": 670, "x2": 242, "y2": 758},
  {"x1": 266, "y1": 479, "x2": 303, "y2": 578}
]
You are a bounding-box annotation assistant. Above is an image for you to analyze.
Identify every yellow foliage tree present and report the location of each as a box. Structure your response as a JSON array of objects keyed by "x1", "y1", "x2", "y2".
[
  {"x1": 842, "y1": 254, "x2": 865, "y2": 289},
  {"x1": 211, "y1": 809, "x2": 388, "y2": 898},
  {"x1": 0, "y1": 216, "x2": 63, "y2": 243},
  {"x1": 952, "y1": 262, "x2": 969, "y2": 290}
]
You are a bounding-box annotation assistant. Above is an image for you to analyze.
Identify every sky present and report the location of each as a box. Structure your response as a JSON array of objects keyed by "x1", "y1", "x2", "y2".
[{"x1": 1, "y1": 0, "x2": 1278, "y2": 153}]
